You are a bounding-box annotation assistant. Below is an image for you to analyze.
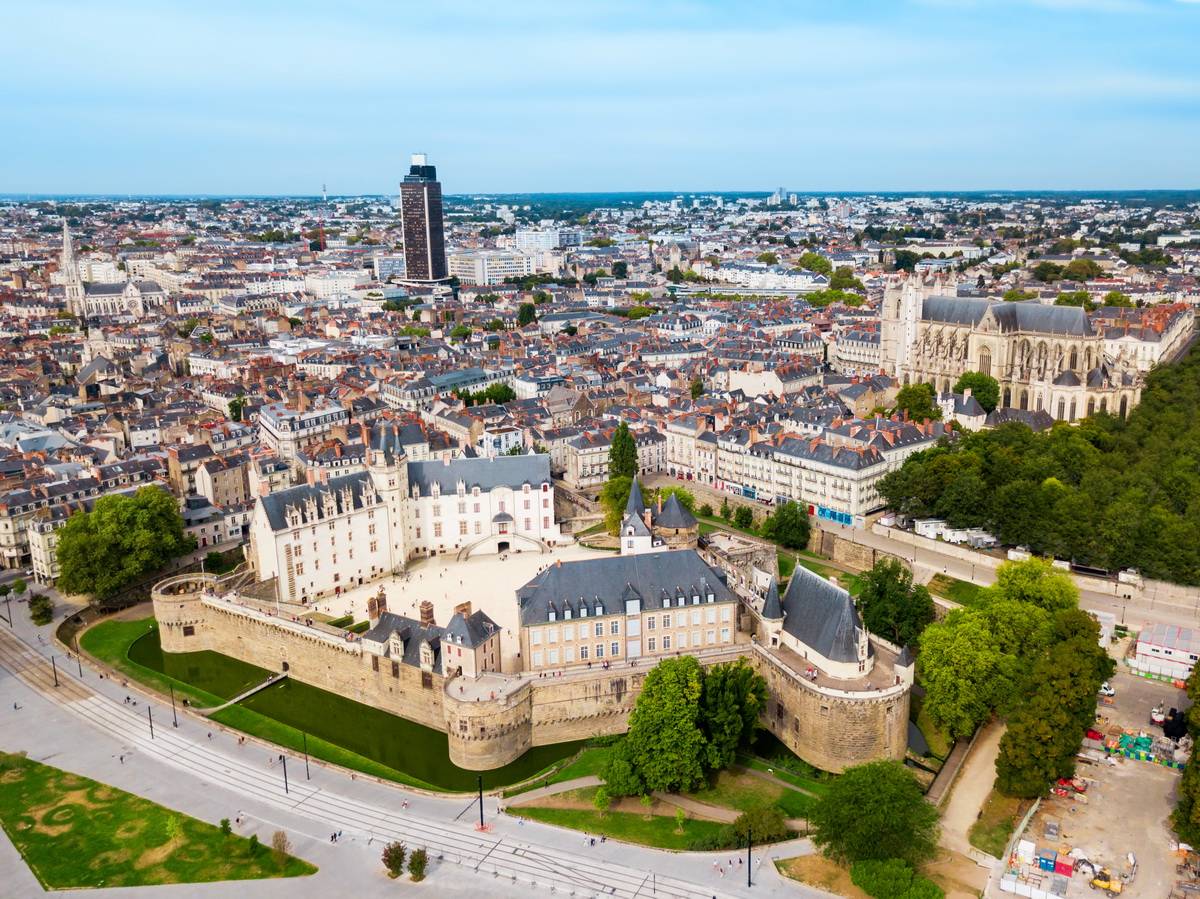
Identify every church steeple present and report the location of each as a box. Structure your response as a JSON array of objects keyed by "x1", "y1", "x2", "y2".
[{"x1": 60, "y1": 222, "x2": 84, "y2": 316}]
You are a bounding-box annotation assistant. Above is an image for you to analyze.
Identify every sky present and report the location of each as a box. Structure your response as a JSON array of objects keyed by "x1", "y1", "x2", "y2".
[{"x1": 2, "y1": 0, "x2": 1199, "y2": 194}]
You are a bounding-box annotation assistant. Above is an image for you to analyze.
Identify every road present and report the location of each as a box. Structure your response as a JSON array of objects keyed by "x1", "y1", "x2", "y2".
[{"x1": 0, "y1": 608, "x2": 819, "y2": 899}]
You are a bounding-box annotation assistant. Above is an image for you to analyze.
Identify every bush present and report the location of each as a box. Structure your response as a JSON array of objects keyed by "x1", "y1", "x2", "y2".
[
  {"x1": 270, "y1": 830, "x2": 291, "y2": 868},
  {"x1": 687, "y1": 807, "x2": 793, "y2": 851},
  {"x1": 28, "y1": 594, "x2": 53, "y2": 626},
  {"x1": 219, "y1": 817, "x2": 232, "y2": 836},
  {"x1": 382, "y1": 841, "x2": 407, "y2": 878},
  {"x1": 733, "y1": 506, "x2": 754, "y2": 530},
  {"x1": 850, "y1": 859, "x2": 945, "y2": 899},
  {"x1": 699, "y1": 503, "x2": 714, "y2": 518},
  {"x1": 408, "y1": 847, "x2": 427, "y2": 882},
  {"x1": 247, "y1": 834, "x2": 261, "y2": 856}
]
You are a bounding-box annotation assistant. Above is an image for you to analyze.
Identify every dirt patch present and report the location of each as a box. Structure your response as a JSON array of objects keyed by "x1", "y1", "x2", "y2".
[
  {"x1": 519, "y1": 787, "x2": 727, "y2": 821},
  {"x1": 30, "y1": 789, "x2": 102, "y2": 836},
  {"x1": 135, "y1": 833, "x2": 187, "y2": 870},
  {"x1": 89, "y1": 848, "x2": 133, "y2": 870},
  {"x1": 0, "y1": 768, "x2": 24, "y2": 785},
  {"x1": 777, "y1": 854, "x2": 871, "y2": 899},
  {"x1": 925, "y1": 848, "x2": 989, "y2": 899}
]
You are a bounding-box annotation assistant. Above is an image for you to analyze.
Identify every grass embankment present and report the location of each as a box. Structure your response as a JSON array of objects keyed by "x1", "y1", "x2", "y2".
[
  {"x1": 0, "y1": 751, "x2": 315, "y2": 889},
  {"x1": 689, "y1": 769, "x2": 815, "y2": 818},
  {"x1": 80, "y1": 618, "x2": 572, "y2": 793},
  {"x1": 513, "y1": 786, "x2": 727, "y2": 850},
  {"x1": 968, "y1": 789, "x2": 1023, "y2": 858},
  {"x1": 504, "y1": 744, "x2": 614, "y2": 798},
  {"x1": 927, "y1": 574, "x2": 986, "y2": 607},
  {"x1": 909, "y1": 692, "x2": 953, "y2": 760}
]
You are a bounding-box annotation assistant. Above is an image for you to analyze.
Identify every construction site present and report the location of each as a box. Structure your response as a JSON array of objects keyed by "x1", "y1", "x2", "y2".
[{"x1": 997, "y1": 668, "x2": 1190, "y2": 899}]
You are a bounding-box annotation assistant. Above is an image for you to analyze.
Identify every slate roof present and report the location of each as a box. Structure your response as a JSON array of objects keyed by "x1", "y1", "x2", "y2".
[
  {"x1": 258, "y1": 471, "x2": 372, "y2": 531},
  {"x1": 779, "y1": 563, "x2": 867, "y2": 664},
  {"x1": 444, "y1": 609, "x2": 500, "y2": 648},
  {"x1": 762, "y1": 578, "x2": 783, "y2": 620},
  {"x1": 655, "y1": 493, "x2": 697, "y2": 529},
  {"x1": 362, "y1": 612, "x2": 442, "y2": 669},
  {"x1": 406, "y1": 454, "x2": 552, "y2": 496},
  {"x1": 517, "y1": 549, "x2": 733, "y2": 626},
  {"x1": 625, "y1": 478, "x2": 647, "y2": 517},
  {"x1": 922, "y1": 296, "x2": 1093, "y2": 336}
]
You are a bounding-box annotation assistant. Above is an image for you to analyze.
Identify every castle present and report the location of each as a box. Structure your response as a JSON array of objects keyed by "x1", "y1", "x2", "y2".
[
  {"x1": 154, "y1": 469, "x2": 912, "y2": 776},
  {"x1": 880, "y1": 274, "x2": 1143, "y2": 421}
]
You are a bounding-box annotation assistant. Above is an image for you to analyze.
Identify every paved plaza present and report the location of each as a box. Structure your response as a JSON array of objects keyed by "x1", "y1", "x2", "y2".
[{"x1": 307, "y1": 543, "x2": 611, "y2": 672}]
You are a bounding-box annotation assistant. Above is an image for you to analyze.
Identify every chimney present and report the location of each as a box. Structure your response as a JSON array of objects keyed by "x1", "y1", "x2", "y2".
[
  {"x1": 258, "y1": 480, "x2": 269, "y2": 497},
  {"x1": 419, "y1": 600, "x2": 435, "y2": 627},
  {"x1": 306, "y1": 467, "x2": 316, "y2": 485},
  {"x1": 454, "y1": 601, "x2": 472, "y2": 619}
]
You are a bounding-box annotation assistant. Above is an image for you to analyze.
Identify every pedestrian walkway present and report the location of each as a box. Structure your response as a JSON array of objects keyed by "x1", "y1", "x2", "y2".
[
  {"x1": 938, "y1": 720, "x2": 1005, "y2": 857},
  {"x1": 503, "y1": 775, "x2": 602, "y2": 805},
  {"x1": 199, "y1": 672, "x2": 288, "y2": 715}
]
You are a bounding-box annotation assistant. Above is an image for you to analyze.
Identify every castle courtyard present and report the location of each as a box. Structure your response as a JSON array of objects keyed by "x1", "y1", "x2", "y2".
[{"x1": 306, "y1": 543, "x2": 613, "y2": 673}]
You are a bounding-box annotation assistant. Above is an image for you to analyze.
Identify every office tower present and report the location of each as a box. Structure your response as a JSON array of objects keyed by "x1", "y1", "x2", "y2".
[{"x1": 399, "y1": 153, "x2": 448, "y2": 282}]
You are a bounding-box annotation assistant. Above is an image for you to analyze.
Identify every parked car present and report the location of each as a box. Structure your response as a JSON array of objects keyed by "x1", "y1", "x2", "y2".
[{"x1": 1098, "y1": 682, "x2": 1116, "y2": 697}]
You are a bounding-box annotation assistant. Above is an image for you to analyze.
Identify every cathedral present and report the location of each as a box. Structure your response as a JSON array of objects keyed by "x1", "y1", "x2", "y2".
[
  {"x1": 55, "y1": 224, "x2": 167, "y2": 318},
  {"x1": 880, "y1": 274, "x2": 1142, "y2": 422}
]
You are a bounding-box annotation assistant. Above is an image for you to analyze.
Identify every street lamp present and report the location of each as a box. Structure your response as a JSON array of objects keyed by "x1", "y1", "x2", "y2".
[
  {"x1": 169, "y1": 685, "x2": 178, "y2": 727},
  {"x1": 279, "y1": 754, "x2": 289, "y2": 795}
]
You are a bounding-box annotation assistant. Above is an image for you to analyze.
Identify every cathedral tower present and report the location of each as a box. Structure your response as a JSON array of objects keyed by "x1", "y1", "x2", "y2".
[{"x1": 59, "y1": 223, "x2": 85, "y2": 316}]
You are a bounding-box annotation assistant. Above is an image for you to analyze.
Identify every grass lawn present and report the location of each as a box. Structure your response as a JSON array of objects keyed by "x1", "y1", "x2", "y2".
[
  {"x1": 778, "y1": 554, "x2": 797, "y2": 579},
  {"x1": 576, "y1": 521, "x2": 607, "y2": 537},
  {"x1": 968, "y1": 788, "x2": 1023, "y2": 858},
  {"x1": 927, "y1": 574, "x2": 987, "y2": 607},
  {"x1": 0, "y1": 751, "x2": 315, "y2": 889},
  {"x1": 910, "y1": 692, "x2": 953, "y2": 760},
  {"x1": 80, "y1": 618, "x2": 258, "y2": 709},
  {"x1": 512, "y1": 800, "x2": 725, "y2": 851},
  {"x1": 737, "y1": 756, "x2": 830, "y2": 798},
  {"x1": 504, "y1": 744, "x2": 614, "y2": 797},
  {"x1": 688, "y1": 769, "x2": 815, "y2": 819}
]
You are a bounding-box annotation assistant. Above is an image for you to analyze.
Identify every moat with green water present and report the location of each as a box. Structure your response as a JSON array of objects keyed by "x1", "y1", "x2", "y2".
[{"x1": 103, "y1": 621, "x2": 581, "y2": 791}]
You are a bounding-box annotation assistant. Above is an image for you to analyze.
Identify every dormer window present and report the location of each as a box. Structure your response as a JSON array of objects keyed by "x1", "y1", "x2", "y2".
[
  {"x1": 580, "y1": 606, "x2": 588, "y2": 618},
  {"x1": 564, "y1": 608, "x2": 572, "y2": 620},
  {"x1": 548, "y1": 609, "x2": 557, "y2": 622}
]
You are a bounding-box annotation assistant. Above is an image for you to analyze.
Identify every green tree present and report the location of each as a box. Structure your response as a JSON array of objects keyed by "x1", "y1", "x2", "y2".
[
  {"x1": 689, "y1": 377, "x2": 704, "y2": 400},
  {"x1": 1033, "y1": 261, "x2": 1063, "y2": 282},
  {"x1": 407, "y1": 847, "x2": 427, "y2": 882},
  {"x1": 798, "y1": 251, "x2": 833, "y2": 275},
  {"x1": 55, "y1": 487, "x2": 196, "y2": 601},
  {"x1": 856, "y1": 559, "x2": 935, "y2": 647},
  {"x1": 756, "y1": 251, "x2": 779, "y2": 265},
  {"x1": 985, "y1": 557, "x2": 1078, "y2": 613},
  {"x1": 699, "y1": 503, "x2": 714, "y2": 518},
  {"x1": 719, "y1": 498, "x2": 731, "y2": 521},
  {"x1": 449, "y1": 324, "x2": 472, "y2": 341},
  {"x1": 1002, "y1": 287, "x2": 1038, "y2": 301},
  {"x1": 894, "y1": 383, "x2": 941, "y2": 422},
  {"x1": 28, "y1": 594, "x2": 53, "y2": 626},
  {"x1": 952, "y1": 372, "x2": 999, "y2": 413},
  {"x1": 227, "y1": 395, "x2": 247, "y2": 422},
  {"x1": 761, "y1": 501, "x2": 810, "y2": 550},
  {"x1": 609, "y1": 422, "x2": 638, "y2": 480},
  {"x1": 1054, "y1": 290, "x2": 1094, "y2": 311},
  {"x1": 1102, "y1": 290, "x2": 1133, "y2": 307},
  {"x1": 517, "y1": 303, "x2": 537, "y2": 327},
  {"x1": 593, "y1": 786, "x2": 613, "y2": 816},
  {"x1": 611, "y1": 261, "x2": 628, "y2": 279},
  {"x1": 655, "y1": 485, "x2": 696, "y2": 514},
  {"x1": 830, "y1": 267, "x2": 865, "y2": 291},
  {"x1": 604, "y1": 656, "x2": 707, "y2": 794},
  {"x1": 808, "y1": 761, "x2": 939, "y2": 866},
  {"x1": 1062, "y1": 258, "x2": 1102, "y2": 281},
  {"x1": 382, "y1": 841, "x2": 406, "y2": 878},
  {"x1": 851, "y1": 859, "x2": 945, "y2": 899},
  {"x1": 733, "y1": 506, "x2": 754, "y2": 530},
  {"x1": 700, "y1": 659, "x2": 768, "y2": 771},
  {"x1": 599, "y1": 475, "x2": 633, "y2": 534},
  {"x1": 12, "y1": 578, "x2": 26, "y2": 598}
]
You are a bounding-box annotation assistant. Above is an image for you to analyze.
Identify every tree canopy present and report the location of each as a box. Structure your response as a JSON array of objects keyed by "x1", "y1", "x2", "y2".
[
  {"x1": 517, "y1": 303, "x2": 537, "y2": 326},
  {"x1": 893, "y1": 383, "x2": 941, "y2": 422},
  {"x1": 952, "y1": 371, "x2": 999, "y2": 413},
  {"x1": 56, "y1": 486, "x2": 196, "y2": 601},
  {"x1": 602, "y1": 657, "x2": 768, "y2": 796},
  {"x1": 808, "y1": 761, "x2": 939, "y2": 866},
  {"x1": 608, "y1": 422, "x2": 638, "y2": 480},
  {"x1": 798, "y1": 251, "x2": 833, "y2": 275},
  {"x1": 879, "y1": 346, "x2": 1200, "y2": 584},
  {"x1": 760, "y1": 501, "x2": 811, "y2": 550},
  {"x1": 856, "y1": 559, "x2": 935, "y2": 648}
]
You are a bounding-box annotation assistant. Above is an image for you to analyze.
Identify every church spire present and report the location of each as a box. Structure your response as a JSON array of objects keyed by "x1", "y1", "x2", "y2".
[{"x1": 60, "y1": 221, "x2": 84, "y2": 316}]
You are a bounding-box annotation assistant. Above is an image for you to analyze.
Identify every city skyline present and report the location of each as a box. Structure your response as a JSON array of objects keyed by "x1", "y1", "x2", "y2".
[{"x1": 3, "y1": 0, "x2": 1200, "y2": 194}]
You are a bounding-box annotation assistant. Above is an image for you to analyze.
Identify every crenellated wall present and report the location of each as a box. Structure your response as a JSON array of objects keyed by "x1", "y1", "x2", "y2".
[{"x1": 151, "y1": 576, "x2": 911, "y2": 776}]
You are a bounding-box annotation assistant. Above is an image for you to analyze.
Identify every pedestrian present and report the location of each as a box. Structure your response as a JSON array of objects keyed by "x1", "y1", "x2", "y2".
[
  {"x1": 12, "y1": 702, "x2": 18, "y2": 711},
  {"x1": 207, "y1": 732, "x2": 212, "y2": 740},
  {"x1": 118, "y1": 754, "x2": 124, "y2": 764}
]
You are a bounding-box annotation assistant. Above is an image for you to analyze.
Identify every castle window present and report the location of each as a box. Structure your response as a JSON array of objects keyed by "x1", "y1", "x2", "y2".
[
  {"x1": 182, "y1": 625, "x2": 195, "y2": 637},
  {"x1": 391, "y1": 661, "x2": 400, "y2": 678},
  {"x1": 421, "y1": 672, "x2": 433, "y2": 689},
  {"x1": 372, "y1": 655, "x2": 379, "y2": 672}
]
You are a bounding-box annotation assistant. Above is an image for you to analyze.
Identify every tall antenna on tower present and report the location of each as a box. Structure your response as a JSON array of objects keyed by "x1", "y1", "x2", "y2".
[{"x1": 322, "y1": 182, "x2": 327, "y2": 203}]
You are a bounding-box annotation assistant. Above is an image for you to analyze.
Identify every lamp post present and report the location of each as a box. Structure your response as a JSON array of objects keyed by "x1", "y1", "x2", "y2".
[
  {"x1": 477, "y1": 775, "x2": 484, "y2": 829},
  {"x1": 279, "y1": 754, "x2": 289, "y2": 795},
  {"x1": 148, "y1": 706, "x2": 155, "y2": 740},
  {"x1": 169, "y1": 685, "x2": 178, "y2": 727},
  {"x1": 302, "y1": 732, "x2": 310, "y2": 780},
  {"x1": 747, "y1": 826, "x2": 753, "y2": 888},
  {"x1": 50, "y1": 656, "x2": 59, "y2": 688}
]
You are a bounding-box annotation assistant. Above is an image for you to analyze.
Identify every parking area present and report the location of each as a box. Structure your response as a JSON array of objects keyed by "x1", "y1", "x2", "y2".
[{"x1": 1000, "y1": 668, "x2": 1190, "y2": 899}]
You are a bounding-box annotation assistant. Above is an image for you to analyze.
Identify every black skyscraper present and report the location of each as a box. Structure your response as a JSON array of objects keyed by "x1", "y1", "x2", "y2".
[{"x1": 399, "y1": 153, "x2": 448, "y2": 282}]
